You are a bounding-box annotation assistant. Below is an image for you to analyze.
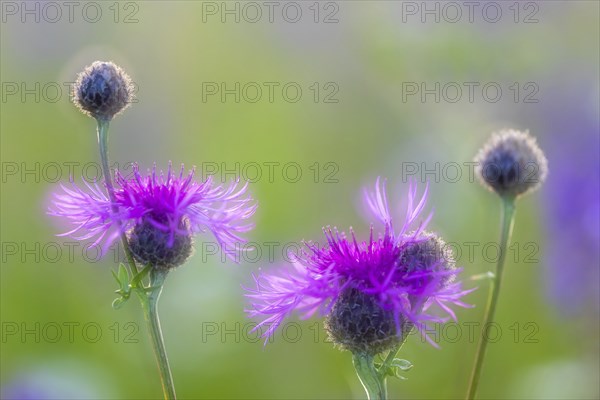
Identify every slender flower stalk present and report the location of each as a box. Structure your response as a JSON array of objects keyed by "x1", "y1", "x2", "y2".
[
  {"x1": 98, "y1": 119, "x2": 171, "y2": 398},
  {"x1": 353, "y1": 336, "x2": 410, "y2": 400},
  {"x1": 97, "y1": 119, "x2": 138, "y2": 274},
  {"x1": 353, "y1": 353, "x2": 385, "y2": 400},
  {"x1": 136, "y1": 269, "x2": 176, "y2": 400},
  {"x1": 466, "y1": 197, "x2": 515, "y2": 399},
  {"x1": 467, "y1": 129, "x2": 547, "y2": 399},
  {"x1": 98, "y1": 110, "x2": 169, "y2": 393}
]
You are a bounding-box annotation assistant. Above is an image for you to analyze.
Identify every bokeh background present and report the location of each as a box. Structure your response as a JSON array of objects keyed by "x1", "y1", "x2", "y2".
[{"x1": 1, "y1": 1, "x2": 599, "y2": 399}]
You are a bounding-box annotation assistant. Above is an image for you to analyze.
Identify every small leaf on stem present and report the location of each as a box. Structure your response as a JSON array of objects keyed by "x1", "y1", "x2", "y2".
[{"x1": 390, "y1": 358, "x2": 413, "y2": 371}]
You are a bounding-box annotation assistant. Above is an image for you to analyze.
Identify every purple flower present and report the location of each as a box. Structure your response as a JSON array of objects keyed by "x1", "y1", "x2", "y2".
[
  {"x1": 49, "y1": 162, "x2": 256, "y2": 267},
  {"x1": 539, "y1": 84, "x2": 600, "y2": 318},
  {"x1": 246, "y1": 178, "x2": 474, "y2": 351}
]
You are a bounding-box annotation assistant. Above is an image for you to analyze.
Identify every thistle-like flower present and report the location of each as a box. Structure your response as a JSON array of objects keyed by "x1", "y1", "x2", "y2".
[
  {"x1": 49, "y1": 163, "x2": 256, "y2": 269},
  {"x1": 246, "y1": 179, "x2": 473, "y2": 353},
  {"x1": 73, "y1": 60, "x2": 134, "y2": 121},
  {"x1": 474, "y1": 129, "x2": 548, "y2": 199}
]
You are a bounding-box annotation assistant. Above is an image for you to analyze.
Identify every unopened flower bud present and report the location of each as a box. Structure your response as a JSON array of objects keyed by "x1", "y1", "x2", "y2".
[
  {"x1": 474, "y1": 129, "x2": 548, "y2": 198},
  {"x1": 73, "y1": 61, "x2": 133, "y2": 121}
]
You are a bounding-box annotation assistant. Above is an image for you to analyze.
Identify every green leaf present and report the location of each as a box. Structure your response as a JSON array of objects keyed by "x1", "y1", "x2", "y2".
[
  {"x1": 390, "y1": 358, "x2": 413, "y2": 371},
  {"x1": 143, "y1": 285, "x2": 162, "y2": 293},
  {"x1": 112, "y1": 296, "x2": 127, "y2": 310},
  {"x1": 112, "y1": 263, "x2": 130, "y2": 292},
  {"x1": 111, "y1": 269, "x2": 121, "y2": 285},
  {"x1": 111, "y1": 264, "x2": 134, "y2": 310},
  {"x1": 470, "y1": 271, "x2": 495, "y2": 281},
  {"x1": 117, "y1": 263, "x2": 130, "y2": 291},
  {"x1": 391, "y1": 369, "x2": 408, "y2": 380},
  {"x1": 131, "y1": 264, "x2": 151, "y2": 287},
  {"x1": 377, "y1": 358, "x2": 413, "y2": 380}
]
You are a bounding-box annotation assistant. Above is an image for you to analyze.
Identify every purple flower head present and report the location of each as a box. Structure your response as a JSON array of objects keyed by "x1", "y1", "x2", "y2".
[
  {"x1": 49, "y1": 162, "x2": 256, "y2": 268},
  {"x1": 246, "y1": 178, "x2": 474, "y2": 352}
]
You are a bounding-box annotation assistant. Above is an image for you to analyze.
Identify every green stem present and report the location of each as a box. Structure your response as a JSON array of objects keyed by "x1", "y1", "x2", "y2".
[
  {"x1": 380, "y1": 345, "x2": 401, "y2": 375},
  {"x1": 137, "y1": 269, "x2": 176, "y2": 400},
  {"x1": 353, "y1": 324, "x2": 412, "y2": 399},
  {"x1": 466, "y1": 197, "x2": 516, "y2": 399},
  {"x1": 353, "y1": 353, "x2": 386, "y2": 400},
  {"x1": 96, "y1": 119, "x2": 138, "y2": 274},
  {"x1": 380, "y1": 325, "x2": 412, "y2": 373},
  {"x1": 97, "y1": 120, "x2": 175, "y2": 398}
]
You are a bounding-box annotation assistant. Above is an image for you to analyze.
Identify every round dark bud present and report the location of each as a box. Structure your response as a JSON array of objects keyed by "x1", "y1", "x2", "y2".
[
  {"x1": 127, "y1": 217, "x2": 193, "y2": 271},
  {"x1": 400, "y1": 232, "x2": 456, "y2": 290},
  {"x1": 73, "y1": 61, "x2": 133, "y2": 121},
  {"x1": 325, "y1": 288, "x2": 410, "y2": 355},
  {"x1": 475, "y1": 129, "x2": 548, "y2": 198}
]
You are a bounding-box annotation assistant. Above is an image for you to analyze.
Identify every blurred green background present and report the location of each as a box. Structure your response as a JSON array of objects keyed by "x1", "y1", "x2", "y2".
[{"x1": 1, "y1": 1, "x2": 598, "y2": 399}]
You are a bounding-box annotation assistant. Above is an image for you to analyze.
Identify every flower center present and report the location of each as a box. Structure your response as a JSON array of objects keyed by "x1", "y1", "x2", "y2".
[
  {"x1": 127, "y1": 217, "x2": 193, "y2": 270},
  {"x1": 325, "y1": 288, "x2": 409, "y2": 355}
]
